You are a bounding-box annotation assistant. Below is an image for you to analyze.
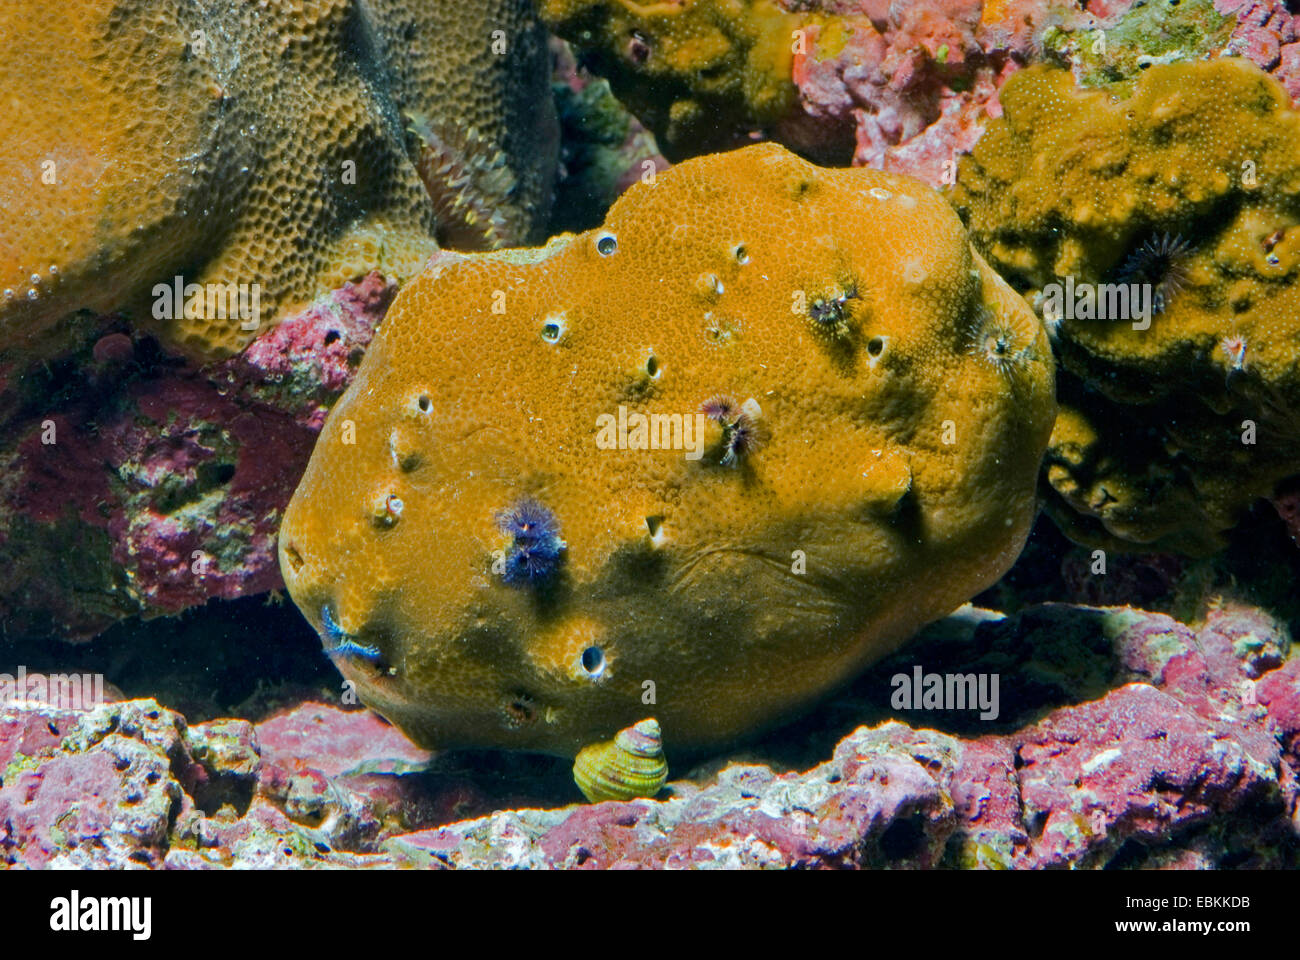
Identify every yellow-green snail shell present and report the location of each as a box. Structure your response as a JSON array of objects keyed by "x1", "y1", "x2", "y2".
[{"x1": 572, "y1": 718, "x2": 669, "y2": 803}]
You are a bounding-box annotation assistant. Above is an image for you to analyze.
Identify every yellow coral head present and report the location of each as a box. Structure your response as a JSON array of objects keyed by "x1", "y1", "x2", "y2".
[{"x1": 279, "y1": 143, "x2": 1055, "y2": 757}]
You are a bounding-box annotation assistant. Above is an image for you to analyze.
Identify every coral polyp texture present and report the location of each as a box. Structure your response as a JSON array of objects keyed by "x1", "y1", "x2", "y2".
[
  {"x1": 0, "y1": 0, "x2": 556, "y2": 363},
  {"x1": 951, "y1": 57, "x2": 1300, "y2": 554},
  {"x1": 278, "y1": 142, "x2": 1056, "y2": 758}
]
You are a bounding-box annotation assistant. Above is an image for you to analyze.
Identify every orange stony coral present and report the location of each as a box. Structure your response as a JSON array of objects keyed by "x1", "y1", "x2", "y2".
[
  {"x1": 278, "y1": 142, "x2": 1056, "y2": 757},
  {"x1": 0, "y1": 0, "x2": 556, "y2": 363}
]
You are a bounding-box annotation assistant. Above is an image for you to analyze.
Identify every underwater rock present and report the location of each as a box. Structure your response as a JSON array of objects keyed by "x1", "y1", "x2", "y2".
[
  {"x1": 0, "y1": 700, "x2": 186, "y2": 868},
  {"x1": 952, "y1": 57, "x2": 1300, "y2": 554},
  {"x1": 1, "y1": 602, "x2": 1296, "y2": 867},
  {"x1": 371, "y1": 601, "x2": 1300, "y2": 869},
  {"x1": 1222, "y1": 2, "x2": 1300, "y2": 98},
  {"x1": 0, "y1": 0, "x2": 556, "y2": 364},
  {"x1": 540, "y1": 0, "x2": 1018, "y2": 181},
  {"x1": 0, "y1": 274, "x2": 394, "y2": 639},
  {"x1": 389, "y1": 723, "x2": 960, "y2": 869},
  {"x1": 549, "y1": 38, "x2": 671, "y2": 235},
  {"x1": 278, "y1": 141, "x2": 1056, "y2": 757}
]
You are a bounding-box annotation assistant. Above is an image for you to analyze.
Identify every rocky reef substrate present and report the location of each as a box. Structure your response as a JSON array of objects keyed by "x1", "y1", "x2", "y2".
[{"x1": 3, "y1": 600, "x2": 1295, "y2": 869}]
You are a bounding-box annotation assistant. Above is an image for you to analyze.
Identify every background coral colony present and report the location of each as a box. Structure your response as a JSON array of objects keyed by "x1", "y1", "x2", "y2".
[{"x1": 0, "y1": 0, "x2": 1298, "y2": 872}]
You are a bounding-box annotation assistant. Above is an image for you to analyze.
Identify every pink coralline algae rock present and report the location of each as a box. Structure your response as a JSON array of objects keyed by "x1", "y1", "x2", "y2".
[
  {"x1": 775, "y1": 1, "x2": 1300, "y2": 187},
  {"x1": 388, "y1": 729, "x2": 956, "y2": 869},
  {"x1": 785, "y1": 0, "x2": 1028, "y2": 185},
  {"x1": 2, "y1": 603, "x2": 1296, "y2": 868},
  {"x1": 0, "y1": 701, "x2": 186, "y2": 868},
  {"x1": 949, "y1": 602, "x2": 1298, "y2": 868},
  {"x1": 0, "y1": 273, "x2": 394, "y2": 639},
  {"x1": 1219, "y1": 2, "x2": 1300, "y2": 98}
]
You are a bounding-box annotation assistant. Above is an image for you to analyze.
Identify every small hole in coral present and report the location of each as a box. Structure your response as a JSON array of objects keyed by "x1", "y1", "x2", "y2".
[
  {"x1": 323, "y1": 330, "x2": 340, "y2": 346},
  {"x1": 867, "y1": 337, "x2": 885, "y2": 357},
  {"x1": 417, "y1": 395, "x2": 431, "y2": 413},
  {"x1": 542, "y1": 321, "x2": 562, "y2": 342},
  {"x1": 734, "y1": 244, "x2": 750, "y2": 264},
  {"x1": 628, "y1": 30, "x2": 651, "y2": 64},
  {"x1": 597, "y1": 233, "x2": 618, "y2": 256},
  {"x1": 581, "y1": 646, "x2": 605, "y2": 675},
  {"x1": 285, "y1": 544, "x2": 305, "y2": 573},
  {"x1": 646, "y1": 354, "x2": 660, "y2": 377},
  {"x1": 645, "y1": 515, "x2": 664, "y2": 539}
]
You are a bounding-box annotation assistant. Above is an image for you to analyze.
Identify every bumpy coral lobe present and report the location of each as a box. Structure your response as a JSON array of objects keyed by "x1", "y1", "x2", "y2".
[
  {"x1": 279, "y1": 143, "x2": 1055, "y2": 756},
  {"x1": 952, "y1": 58, "x2": 1300, "y2": 554},
  {"x1": 0, "y1": 0, "x2": 555, "y2": 362},
  {"x1": 539, "y1": 0, "x2": 809, "y2": 161}
]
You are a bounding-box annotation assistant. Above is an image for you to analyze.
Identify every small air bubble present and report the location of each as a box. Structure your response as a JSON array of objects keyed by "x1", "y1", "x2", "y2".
[
  {"x1": 29, "y1": 273, "x2": 41, "y2": 285},
  {"x1": 26, "y1": 288, "x2": 38, "y2": 300},
  {"x1": 48, "y1": 265, "x2": 58, "y2": 276}
]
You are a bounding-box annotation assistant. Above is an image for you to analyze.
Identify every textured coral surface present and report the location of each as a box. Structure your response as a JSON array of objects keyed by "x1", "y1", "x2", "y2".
[
  {"x1": 0, "y1": 0, "x2": 555, "y2": 362},
  {"x1": 279, "y1": 142, "x2": 1055, "y2": 756},
  {"x1": 953, "y1": 58, "x2": 1300, "y2": 554}
]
